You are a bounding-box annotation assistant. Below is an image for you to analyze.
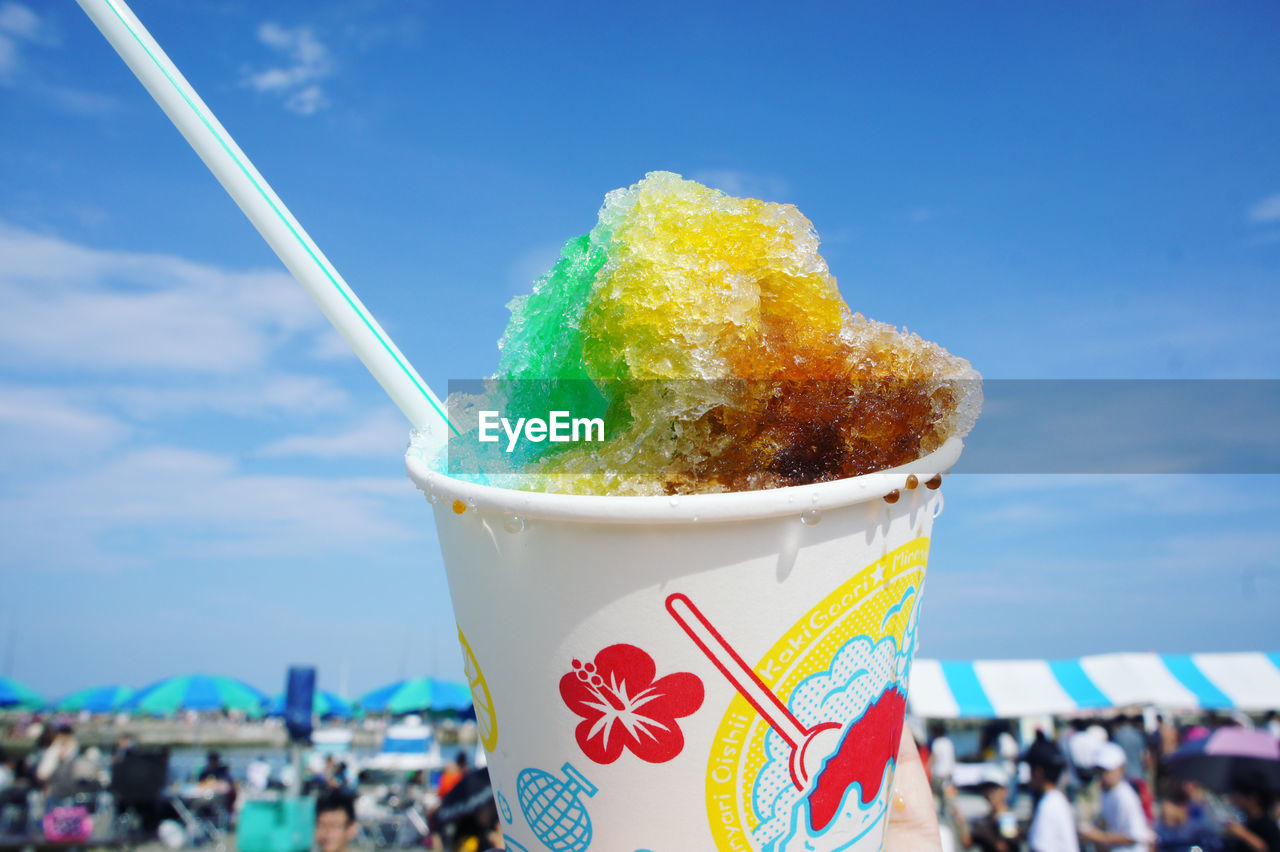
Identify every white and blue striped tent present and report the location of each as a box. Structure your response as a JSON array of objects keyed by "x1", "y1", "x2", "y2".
[{"x1": 909, "y1": 652, "x2": 1280, "y2": 718}]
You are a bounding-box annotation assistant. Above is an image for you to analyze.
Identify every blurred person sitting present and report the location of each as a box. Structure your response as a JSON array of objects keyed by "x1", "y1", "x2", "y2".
[
  {"x1": 314, "y1": 789, "x2": 358, "y2": 852},
  {"x1": 967, "y1": 770, "x2": 1023, "y2": 852},
  {"x1": 331, "y1": 760, "x2": 350, "y2": 791},
  {"x1": 930, "y1": 722, "x2": 957, "y2": 791},
  {"x1": 0, "y1": 747, "x2": 31, "y2": 835},
  {"x1": 246, "y1": 755, "x2": 271, "y2": 794},
  {"x1": 1154, "y1": 779, "x2": 1220, "y2": 852},
  {"x1": 1025, "y1": 738, "x2": 1080, "y2": 852},
  {"x1": 436, "y1": 752, "x2": 468, "y2": 798},
  {"x1": 0, "y1": 747, "x2": 14, "y2": 791},
  {"x1": 196, "y1": 750, "x2": 232, "y2": 792},
  {"x1": 194, "y1": 750, "x2": 235, "y2": 830},
  {"x1": 1078, "y1": 743, "x2": 1152, "y2": 852},
  {"x1": 35, "y1": 724, "x2": 80, "y2": 806},
  {"x1": 1223, "y1": 772, "x2": 1280, "y2": 852}
]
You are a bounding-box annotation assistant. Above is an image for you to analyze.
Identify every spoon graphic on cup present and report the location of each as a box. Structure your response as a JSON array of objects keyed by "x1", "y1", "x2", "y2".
[{"x1": 666, "y1": 593, "x2": 842, "y2": 790}]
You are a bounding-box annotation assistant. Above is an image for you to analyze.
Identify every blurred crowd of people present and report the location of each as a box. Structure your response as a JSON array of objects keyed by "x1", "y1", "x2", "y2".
[
  {"x1": 925, "y1": 712, "x2": 1280, "y2": 852},
  {"x1": 0, "y1": 720, "x2": 498, "y2": 852}
]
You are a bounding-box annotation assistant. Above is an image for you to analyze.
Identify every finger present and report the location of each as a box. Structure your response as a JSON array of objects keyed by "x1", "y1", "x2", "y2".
[{"x1": 884, "y1": 723, "x2": 943, "y2": 852}]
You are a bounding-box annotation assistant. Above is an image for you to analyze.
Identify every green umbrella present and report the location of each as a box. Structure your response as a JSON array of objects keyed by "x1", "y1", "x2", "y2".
[
  {"x1": 358, "y1": 678, "x2": 473, "y2": 714},
  {"x1": 0, "y1": 676, "x2": 43, "y2": 709},
  {"x1": 263, "y1": 690, "x2": 354, "y2": 719},
  {"x1": 125, "y1": 673, "x2": 267, "y2": 716},
  {"x1": 56, "y1": 685, "x2": 136, "y2": 713}
]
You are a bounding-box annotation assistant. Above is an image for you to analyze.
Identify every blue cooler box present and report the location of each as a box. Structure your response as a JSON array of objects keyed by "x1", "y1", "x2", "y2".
[{"x1": 237, "y1": 796, "x2": 315, "y2": 852}]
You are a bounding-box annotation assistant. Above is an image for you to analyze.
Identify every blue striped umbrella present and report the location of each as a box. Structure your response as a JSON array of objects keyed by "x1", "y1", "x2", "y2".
[
  {"x1": 125, "y1": 673, "x2": 267, "y2": 716},
  {"x1": 359, "y1": 678, "x2": 473, "y2": 714},
  {"x1": 0, "y1": 676, "x2": 43, "y2": 709},
  {"x1": 262, "y1": 689, "x2": 353, "y2": 719},
  {"x1": 57, "y1": 685, "x2": 135, "y2": 713}
]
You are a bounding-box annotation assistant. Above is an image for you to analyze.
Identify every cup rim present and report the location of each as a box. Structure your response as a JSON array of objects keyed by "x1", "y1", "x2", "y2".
[{"x1": 405, "y1": 436, "x2": 961, "y2": 524}]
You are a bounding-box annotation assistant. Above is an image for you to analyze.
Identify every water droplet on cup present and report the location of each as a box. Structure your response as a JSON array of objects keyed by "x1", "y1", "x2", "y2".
[
  {"x1": 451, "y1": 500, "x2": 466, "y2": 515},
  {"x1": 691, "y1": 514, "x2": 700, "y2": 522},
  {"x1": 669, "y1": 496, "x2": 680, "y2": 508},
  {"x1": 502, "y1": 513, "x2": 525, "y2": 534},
  {"x1": 800, "y1": 508, "x2": 822, "y2": 526},
  {"x1": 883, "y1": 489, "x2": 901, "y2": 504},
  {"x1": 810, "y1": 493, "x2": 820, "y2": 504},
  {"x1": 925, "y1": 474, "x2": 943, "y2": 490},
  {"x1": 905, "y1": 474, "x2": 919, "y2": 490},
  {"x1": 425, "y1": 491, "x2": 439, "y2": 505}
]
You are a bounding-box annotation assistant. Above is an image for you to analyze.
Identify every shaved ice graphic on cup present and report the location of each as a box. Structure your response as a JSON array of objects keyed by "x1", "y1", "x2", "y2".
[{"x1": 667, "y1": 591, "x2": 918, "y2": 849}]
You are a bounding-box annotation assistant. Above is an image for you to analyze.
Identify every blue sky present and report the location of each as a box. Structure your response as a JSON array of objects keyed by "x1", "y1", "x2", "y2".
[{"x1": 1, "y1": 0, "x2": 1278, "y2": 700}]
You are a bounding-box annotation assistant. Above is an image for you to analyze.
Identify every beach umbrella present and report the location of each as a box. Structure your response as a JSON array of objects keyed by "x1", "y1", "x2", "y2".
[
  {"x1": 57, "y1": 685, "x2": 135, "y2": 714},
  {"x1": 262, "y1": 689, "x2": 353, "y2": 719},
  {"x1": 1166, "y1": 727, "x2": 1280, "y2": 792},
  {"x1": 126, "y1": 673, "x2": 267, "y2": 716},
  {"x1": 0, "y1": 676, "x2": 43, "y2": 709},
  {"x1": 359, "y1": 678, "x2": 473, "y2": 714}
]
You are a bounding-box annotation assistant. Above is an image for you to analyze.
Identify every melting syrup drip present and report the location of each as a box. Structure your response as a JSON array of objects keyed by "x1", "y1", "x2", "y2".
[{"x1": 804, "y1": 687, "x2": 907, "y2": 833}]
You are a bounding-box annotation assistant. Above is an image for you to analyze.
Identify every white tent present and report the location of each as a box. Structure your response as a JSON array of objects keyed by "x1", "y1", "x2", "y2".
[{"x1": 909, "y1": 651, "x2": 1280, "y2": 718}]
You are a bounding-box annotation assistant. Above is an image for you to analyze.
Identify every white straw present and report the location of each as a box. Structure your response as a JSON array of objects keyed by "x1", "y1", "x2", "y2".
[{"x1": 76, "y1": 0, "x2": 456, "y2": 441}]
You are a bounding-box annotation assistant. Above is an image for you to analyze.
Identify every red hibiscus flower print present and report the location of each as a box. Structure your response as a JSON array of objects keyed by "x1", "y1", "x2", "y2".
[{"x1": 560, "y1": 643, "x2": 704, "y2": 764}]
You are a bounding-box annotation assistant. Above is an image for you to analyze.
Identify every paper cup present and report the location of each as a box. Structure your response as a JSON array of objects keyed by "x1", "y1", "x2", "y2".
[{"x1": 406, "y1": 437, "x2": 962, "y2": 852}]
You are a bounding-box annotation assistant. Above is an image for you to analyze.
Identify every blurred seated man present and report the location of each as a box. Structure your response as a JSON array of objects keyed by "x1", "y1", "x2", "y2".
[
  {"x1": 1154, "y1": 780, "x2": 1220, "y2": 852},
  {"x1": 968, "y1": 771, "x2": 1023, "y2": 852},
  {"x1": 315, "y1": 790, "x2": 358, "y2": 852},
  {"x1": 36, "y1": 725, "x2": 80, "y2": 806},
  {"x1": 194, "y1": 750, "x2": 235, "y2": 830},
  {"x1": 436, "y1": 752, "x2": 468, "y2": 798}
]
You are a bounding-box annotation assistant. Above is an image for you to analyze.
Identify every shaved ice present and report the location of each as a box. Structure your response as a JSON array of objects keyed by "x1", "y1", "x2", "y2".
[{"x1": 414, "y1": 171, "x2": 980, "y2": 495}]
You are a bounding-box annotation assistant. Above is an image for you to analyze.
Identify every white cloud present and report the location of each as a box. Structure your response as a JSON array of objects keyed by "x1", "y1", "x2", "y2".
[
  {"x1": 106, "y1": 375, "x2": 351, "y2": 419},
  {"x1": 690, "y1": 170, "x2": 791, "y2": 201},
  {"x1": 0, "y1": 446, "x2": 423, "y2": 571},
  {"x1": 0, "y1": 4, "x2": 110, "y2": 117},
  {"x1": 258, "y1": 410, "x2": 408, "y2": 459},
  {"x1": 309, "y1": 327, "x2": 362, "y2": 361},
  {"x1": 284, "y1": 84, "x2": 328, "y2": 116},
  {"x1": 1248, "y1": 193, "x2": 1280, "y2": 224},
  {"x1": 243, "y1": 23, "x2": 334, "y2": 116},
  {"x1": 507, "y1": 242, "x2": 565, "y2": 295},
  {"x1": 0, "y1": 34, "x2": 16, "y2": 80},
  {"x1": 0, "y1": 3, "x2": 40, "y2": 40},
  {"x1": 0, "y1": 2, "x2": 41, "y2": 84},
  {"x1": 0, "y1": 225, "x2": 429, "y2": 575},
  {"x1": 0, "y1": 223, "x2": 325, "y2": 373},
  {"x1": 0, "y1": 384, "x2": 130, "y2": 470}
]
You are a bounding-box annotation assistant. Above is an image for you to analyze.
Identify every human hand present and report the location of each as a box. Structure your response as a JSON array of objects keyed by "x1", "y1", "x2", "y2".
[{"x1": 884, "y1": 723, "x2": 943, "y2": 852}]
